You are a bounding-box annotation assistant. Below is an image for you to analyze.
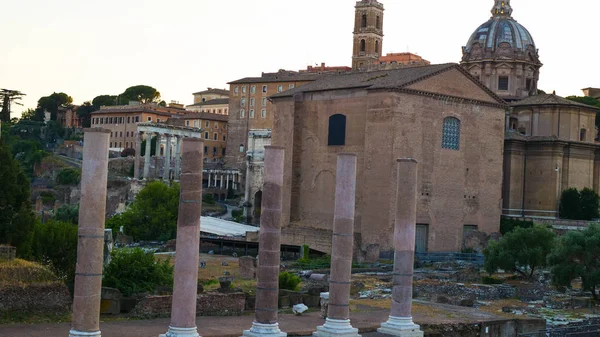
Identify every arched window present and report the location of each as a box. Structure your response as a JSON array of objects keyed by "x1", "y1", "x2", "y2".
[
  {"x1": 361, "y1": 14, "x2": 367, "y2": 28},
  {"x1": 376, "y1": 16, "x2": 380, "y2": 29},
  {"x1": 328, "y1": 114, "x2": 347, "y2": 146},
  {"x1": 442, "y1": 117, "x2": 461, "y2": 150},
  {"x1": 375, "y1": 40, "x2": 379, "y2": 54},
  {"x1": 580, "y1": 128, "x2": 587, "y2": 142},
  {"x1": 360, "y1": 39, "x2": 366, "y2": 52},
  {"x1": 239, "y1": 144, "x2": 245, "y2": 153}
]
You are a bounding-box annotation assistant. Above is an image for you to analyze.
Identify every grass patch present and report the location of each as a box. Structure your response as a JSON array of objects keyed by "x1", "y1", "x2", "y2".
[{"x1": 0, "y1": 259, "x2": 60, "y2": 286}]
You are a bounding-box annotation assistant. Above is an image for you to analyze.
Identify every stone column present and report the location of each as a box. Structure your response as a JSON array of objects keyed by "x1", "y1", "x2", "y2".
[
  {"x1": 69, "y1": 129, "x2": 110, "y2": 337},
  {"x1": 159, "y1": 138, "x2": 204, "y2": 337},
  {"x1": 134, "y1": 132, "x2": 143, "y2": 180},
  {"x1": 155, "y1": 133, "x2": 162, "y2": 179},
  {"x1": 174, "y1": 136, "x2": 182, "y2": 180},
  {"x1": 226, "y1": 174, "x2": 230, "y2": 190},
  {"x1": 143, "y1": 132, "x2": 153, "y2": 179},
  {"x1": 378, "y1": 159, "x2": 423, "y2": 337},
  {"x1": 220, "y1": 174, "x2": 224, "y2": 189},
  {"x1": 163, "y1": 134, "x2": 172, "y2": 182},
  {"x1": 242, "y1": 146, "x2": 286, "y2": 337},
  {"x1": 314, "y1": 154, "x2": 359, "y2": 337},
  {"x1": 213, "y1": 172, "x2": 218, "y2": 188},
  {"x1": 207, "y1": 172, "x2": 212, "y2": 188}
]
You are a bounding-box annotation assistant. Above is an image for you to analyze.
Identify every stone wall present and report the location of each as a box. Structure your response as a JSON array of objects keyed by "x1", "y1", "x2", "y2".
[
  {"x1": 130, "y1": 292, "x2": 245, "y2": 319},
  {"x1": 0, "y1": 283, "x2": 71, "y2": 315}
]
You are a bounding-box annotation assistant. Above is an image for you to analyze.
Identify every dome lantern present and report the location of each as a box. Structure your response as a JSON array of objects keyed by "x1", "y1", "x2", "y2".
[{"x1": 492, "y1": 0, "x2": 513, "y2": 18}]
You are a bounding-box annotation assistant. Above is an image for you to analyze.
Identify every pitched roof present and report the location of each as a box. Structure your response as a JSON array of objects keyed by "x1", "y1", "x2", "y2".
[
  {"x1": 512, "y1": 94, "x2": 600, "y2": 111},
  {"x1": 186, "y1": 98, "x2": 229, "y2": 107},
  {"x1": 192, "y1": 88, "x2": 229, "y2": 96},
  {"x1": 271, "y1": 63, "x2": 506, "y2": 106},
  {"x1": 171, "y1": 111, "x2": 229, "y2": 122},
  {"x1": 228, "y1": 71, "x2": 323, "y2": 84}
]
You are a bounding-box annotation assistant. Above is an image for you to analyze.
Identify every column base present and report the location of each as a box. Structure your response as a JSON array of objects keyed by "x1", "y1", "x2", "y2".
[
  {"x1": 313, "y1": 318, "x2": 360, "y2": 337},
  {"x1": 69, "y1": 330, "x2": 101, "y2": 337},
  {"x1": 377, "y1": 316, "x2": 423, "y2": 337},
  {"x1": 241, "y1": 322, "x2": 287, "y2": 337},
  {"x1": 159, "y1": 326, "x2": 200, "y2": 337}
]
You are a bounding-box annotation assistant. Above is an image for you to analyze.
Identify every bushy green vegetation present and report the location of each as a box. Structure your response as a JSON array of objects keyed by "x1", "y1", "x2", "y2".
[
  {"x1": 549, "y1": 224, "x2": 600, "y2": 300},
  {"x1": 231, "y1": 209, "x2": 244, "y2": 223},
  {"x1": 55, "y1": 168, "x2": 81, "y2": 185},
  {"x1": 53, "y1": 205, "x2": 79, "y2": 224},
  {"x1": 296, "y1": 255, "x2": 332, "y2": 270},
  {"x1": 278, "y1": 271, "x2": 301, "y2": 291},
  {"x1": 500, "y1": 218, "x2": 534, "y2": 234},
  {"x1": 0, "y1": 140, "x2": 36, "y2": 257},
  {"x1": 106, "y1": 181, "x2": 180, "y2": 241},
  {"x1": 29, "y1": 220, "x2": 78, "y2": 285},
  {"x1": 103, "y1": 248, "x2": 173, "y2": 297},
  {"x1": 484, "y1": 225, "x2": 556, "y2": 279},
  {"x1": 559, "y1": 187, "x2": 600, "y2": 220}
]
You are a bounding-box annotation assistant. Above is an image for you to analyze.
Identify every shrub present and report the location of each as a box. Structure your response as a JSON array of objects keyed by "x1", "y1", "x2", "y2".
[
  {"x1": 559, "y1": 188, "x2": 600, "y2": 220},
  {"x1": 56, "y1": 168, "x2": 81, "y2": 185},
  {"x1": 121, "y1": 148, "x2": 135, "y2": 158},
  {"x1": 279, "y1": 271, "x2": 301, "y2": 291},
  {"x1": 40, "y1": 191, "x2": 56, "y2": 204},
  {"x1": 203, "y1": 194, "x2": 216, "y2": 205},
  {"x1": 53, "y1": 205, "x2": 78, "y2": 224},
  {"x1": 30, "y1": 220, "x2": 78, "y2": 285},
  {"x1": 549, "y1": 224, "x2": 600, "y2": 300},
  {"x1": 103, "y1": 248, "x2": 174, "y2": 297},
  {"x1": 481, "y1": 276, "x2": 504, "y2": 285},
  {"x1": 296, "y1": 255, "x2": 331, "y2": 269},
  {"x1": 500, "y1": 218, "x2": 534, "y2": 235},
  {"x1": 484, "y1": 225, "x2": 555, "y2": 279}
]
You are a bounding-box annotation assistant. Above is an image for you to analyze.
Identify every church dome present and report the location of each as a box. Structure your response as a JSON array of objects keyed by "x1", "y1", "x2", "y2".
[{"x1": 462, "y1": 0, "x2": 540, "y2": 63}]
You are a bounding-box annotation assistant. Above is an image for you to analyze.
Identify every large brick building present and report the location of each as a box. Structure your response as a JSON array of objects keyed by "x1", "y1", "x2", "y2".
[
  {"x1": 90, "y1": 103, "x2": 187, "y2": 151},
  {"x1": 270, "y1": 64, "x2": 507, "y2": 257}
]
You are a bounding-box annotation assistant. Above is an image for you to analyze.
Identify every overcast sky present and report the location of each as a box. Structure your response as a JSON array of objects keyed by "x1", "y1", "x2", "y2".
[{"x1": 2, "y1": 0, "x2": 598, "y2": 117}]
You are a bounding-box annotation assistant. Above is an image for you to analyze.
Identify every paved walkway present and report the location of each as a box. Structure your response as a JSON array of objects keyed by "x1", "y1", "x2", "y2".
[{"x1": 0, "y1": 310, "x2": 388, "y2": 337}]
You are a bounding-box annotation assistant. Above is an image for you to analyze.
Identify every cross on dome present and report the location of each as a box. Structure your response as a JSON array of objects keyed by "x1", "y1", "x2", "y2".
[{"x1": 491, "y1": 0, "x2": 513, "y2": 18}]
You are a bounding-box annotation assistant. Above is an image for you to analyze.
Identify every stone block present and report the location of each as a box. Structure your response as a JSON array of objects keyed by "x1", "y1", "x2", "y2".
[{"x1": 239, "y1": 256, "x2": 258, "y2": 280}]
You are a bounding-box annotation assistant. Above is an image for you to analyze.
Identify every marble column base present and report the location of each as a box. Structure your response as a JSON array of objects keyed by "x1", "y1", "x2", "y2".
[
  {"x1": 241, "y1": 322, "x2": 287, "y2": 337},
  {"x1": 159, "y1": 326, "x2": 200, "y2": 337},
  {"x1": 313, "y1": 318, "x2": 360, "y2": 337},
  {"x1": 377, "y1": 316, "x2": 423, "y2": 337},
  {"x1": 68, "y1": 330, "x2": 101, "y2": 337}
]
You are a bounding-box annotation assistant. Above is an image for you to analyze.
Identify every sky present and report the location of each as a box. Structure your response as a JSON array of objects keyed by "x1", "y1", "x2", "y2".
[{"x1": 2, "y1": 0, "x2": 599, "y2": 118}]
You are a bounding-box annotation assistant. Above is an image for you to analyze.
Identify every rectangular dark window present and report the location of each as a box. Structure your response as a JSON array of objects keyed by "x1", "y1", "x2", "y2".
[
  {"x1": 328, "y1": 114, "x2": 347, "y2": 146},
  {"x1": 213, "y1": 147, "x2": 217, "y2": 156},
  {"x1": 498, "y1": 76, "x2": 509, "y2": 91},
  {"x1": 526, "y1": 79, "x2": 532, "y2": 91},
  {"x1": 222, "y1": 148, "x2": 226, "y2": 156},
  {"x1": 204, "y1": 146, "x2": 208, "y2": 155}
]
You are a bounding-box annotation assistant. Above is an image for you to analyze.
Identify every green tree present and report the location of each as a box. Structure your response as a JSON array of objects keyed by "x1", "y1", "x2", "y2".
[
  {"x1": 549, "y1": 225, "x2": 600, "y2": 300},
  {"x1": 37, "y1": 92, "x2": 73, "y2": 121},
  {"x1": 0, "y1": 89, "x2": 25, "y2": 123},
  {"x1": 560, "y1": 188, "x2": 582, "y2": 220},
  {"x1": 0, "y1": 141, "x2": 36, "y2": 256},
  {"x1": 580, "y1": 188, "x2": 600, "y2": 220},
  {"x1": 76, "y1": 102, "x2": 96, "y2": 128},
  {"x1": 20, "y1": 108, "x2": 45, "y2": 122},
  {"x1": 53, "y1": 205, "x2": 79, "y2": 224},
  {"x1": 56, "y1": 168, "x2": 81, "y2": 185},
  {"x1": 106, "y1": 181, "x2": 180, "y2": 241},
  {"x1": 30, "y1": 220, "x2": 78, "y2": 285},
  {"x1": 120, "y1": 85, "x2": 161, "y2": 104},
  {"x1": 484, "y1": 225, "x2": 556, "y2": 279},
  {"x1": 103, "y1": 248, "x2": 174, "y2": 296},
  {"x1": 92, "y1": 95, "x2": 118, "y2": 109}
]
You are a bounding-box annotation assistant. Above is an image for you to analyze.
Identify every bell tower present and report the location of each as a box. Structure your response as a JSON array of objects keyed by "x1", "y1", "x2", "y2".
[{"x1": 352, "y1": 0, "x2": 384, "y2": 70}]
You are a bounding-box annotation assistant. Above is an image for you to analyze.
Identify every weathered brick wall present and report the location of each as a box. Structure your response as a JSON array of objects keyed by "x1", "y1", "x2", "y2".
[
  {"x1": 130, "y1": 292, "x2": 246, "y2": 319},
  {"x1": 0, "y1": 283, "x2": 71, "y2": 314}
]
